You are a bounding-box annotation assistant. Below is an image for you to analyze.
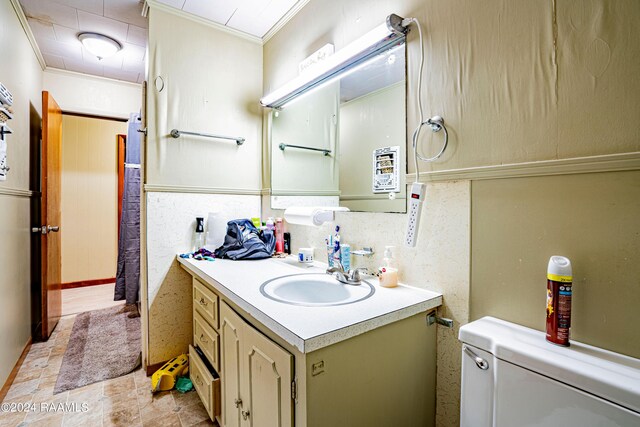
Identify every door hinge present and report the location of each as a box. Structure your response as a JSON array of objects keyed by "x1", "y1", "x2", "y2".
[{"x1": 291, "y1": 379, "x2": 297, "y2": 401}]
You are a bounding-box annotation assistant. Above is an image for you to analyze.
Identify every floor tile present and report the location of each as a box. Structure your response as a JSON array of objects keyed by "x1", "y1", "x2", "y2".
[
  {"x1": 61, "y1": 403, "x2": 102, "y2": 427},
  {"x1": 21, "y1": 357, "x2": 49, "y2": 371},
  {"x1": 13, "y1": 367, "x2": 44, "y2": 384},
  {"x1": 101, "y1": 389, "x2": 138, "y2": 414},
  {"x1": 170, "y1": 389, "x2": 201, "y2": 409},
  {"x1": 23, "y1": 393, "x2": 69, "y2": 423},
  {"x1": 103, "y1": 404, "x2": 142, "y2": 427},
  {"x1": 141, "y1": 412, "x2": 182, "y2": 427},
  {"x1": 24, "y1": 413, "x2": 65, "y2": 426},
  {"x1": 5, "y1": 379, "x2": 40, "y2": 401},
  {"x1": 176, "y1": 401, "x2": 210, "y2": 426},
  {"x1": 104, "y1": 374, "x2": 136, "y2": 397},
  {"x1": 137, "y1": 388, "x2": 178, "y2": 423}
]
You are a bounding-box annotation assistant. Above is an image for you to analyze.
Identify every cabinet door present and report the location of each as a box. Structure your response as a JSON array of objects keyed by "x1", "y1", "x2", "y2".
[
  {"x1": 221, "y1": 302, "x2": 243, "y2": 427},
  {"x1": 241, "y1": 324, "x2": 293, "y2": 427}
]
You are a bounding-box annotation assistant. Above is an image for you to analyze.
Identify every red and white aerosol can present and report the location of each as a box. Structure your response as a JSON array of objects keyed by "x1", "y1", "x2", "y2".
[{"x1": 546, "y1": 256, "x2": 573, "y2": 346}]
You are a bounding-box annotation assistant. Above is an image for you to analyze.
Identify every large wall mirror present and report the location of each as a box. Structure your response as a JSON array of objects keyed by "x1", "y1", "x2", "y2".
[{"x1": 268, "y1": 41, "x2": 407, "y2": 213}]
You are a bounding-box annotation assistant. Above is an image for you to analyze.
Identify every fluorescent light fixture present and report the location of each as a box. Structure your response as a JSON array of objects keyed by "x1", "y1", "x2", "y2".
[
  {"x1": 260, "y1": 13, "x2": 408, "y2": 108},
  {"x1": 78, "y1": 32, "x2": 122, "y2": 60}
]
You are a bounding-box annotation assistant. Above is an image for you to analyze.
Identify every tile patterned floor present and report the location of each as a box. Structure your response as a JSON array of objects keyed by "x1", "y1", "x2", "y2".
[{"x1": 0, "y1": 315, "x2": 215, "y2": 427}]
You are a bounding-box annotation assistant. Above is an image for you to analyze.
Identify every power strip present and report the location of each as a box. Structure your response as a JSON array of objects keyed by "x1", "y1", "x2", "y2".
[{"x1": 405, "y1": 182, "x2": 426, "y2": 247}]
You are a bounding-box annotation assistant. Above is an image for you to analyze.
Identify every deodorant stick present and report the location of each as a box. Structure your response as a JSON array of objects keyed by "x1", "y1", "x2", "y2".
[{"x1": 545, "y1": 256, "x2": 573, "y2": 346}]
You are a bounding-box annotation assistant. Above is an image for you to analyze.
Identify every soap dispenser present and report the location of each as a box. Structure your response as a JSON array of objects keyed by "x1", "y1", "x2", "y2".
[
  {"x1": 378, "y1": 246, "x2": 398, "y2": 288},
  {"x1": 193, "y1": 217, "x2": 205, "y2": 252}
]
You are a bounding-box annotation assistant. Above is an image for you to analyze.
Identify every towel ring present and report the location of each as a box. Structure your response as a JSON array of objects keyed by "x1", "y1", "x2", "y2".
[{"x1": 412, "y1": 115, "x2": 448, "y2": 162}]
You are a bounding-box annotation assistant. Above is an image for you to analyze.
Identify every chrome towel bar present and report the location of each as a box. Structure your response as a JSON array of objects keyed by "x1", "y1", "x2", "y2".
[
  {"x1": 278, "y1": 143, "x2": 331, "y2": 156},
  {"x1": 170, "y1": 129, "x2": 245, "y2": 145}
]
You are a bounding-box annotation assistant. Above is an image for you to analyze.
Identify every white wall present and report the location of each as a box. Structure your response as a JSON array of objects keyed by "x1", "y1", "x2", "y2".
[
  {"x1": 43, "y1": 69, "x2": 141, "y2": 119},
  {"x1": 0, "y1": 0, "x2": 43, "y2": 388}
]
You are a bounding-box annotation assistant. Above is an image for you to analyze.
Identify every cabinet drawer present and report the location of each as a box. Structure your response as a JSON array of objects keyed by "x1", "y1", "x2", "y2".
[
  {"x1": 193, "y1": 277, "x2": 219, "y2": 330},
  {"x1": 189, "y1": 345, "x2": 220, "y2": 421},
  {"x1": 194, "y1": 310, "x2": 220, "y2": 372}
]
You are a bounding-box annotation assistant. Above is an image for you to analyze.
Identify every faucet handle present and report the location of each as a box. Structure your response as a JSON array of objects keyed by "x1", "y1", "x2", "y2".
[{"x1": 349, "y1": 267, "x2": 368, "y2": 282}]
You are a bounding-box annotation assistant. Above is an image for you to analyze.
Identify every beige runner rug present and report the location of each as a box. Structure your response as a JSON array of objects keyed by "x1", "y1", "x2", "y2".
[{"x1": 54, "y1": 304, "x2": 141, "y2": 394}]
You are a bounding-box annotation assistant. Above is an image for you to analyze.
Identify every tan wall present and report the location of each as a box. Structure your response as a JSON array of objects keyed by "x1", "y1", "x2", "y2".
[
  {"x1": 143, "y1": 7, "x2": 264, "y2": 367},
  {"x1": 0, "y1": 1, "x2": 43, "y2": 388},
  {"x1": 264, "y1": 0, "x2": 640, "y2": 425},
  {"x1": 60, "y1": 115, "x2": 126, "y2": 283},
  {"x1": 471, "y1": 171, "x2": 640, "y2": 358},
  {"x1": 145, "y1": 8, "x2": 263, "y2": 190},
  {"x1": 43, "y1": 69, "x2": 141, "y2": 120}
]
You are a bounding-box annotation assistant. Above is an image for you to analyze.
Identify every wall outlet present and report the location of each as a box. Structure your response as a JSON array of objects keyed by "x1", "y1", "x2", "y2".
[
  {"x1": 311, "y1": 360, "x2": 325, "y2": 376},
  {"x1": 405, "y1": 182, "x2": 426, "y2": 247}
]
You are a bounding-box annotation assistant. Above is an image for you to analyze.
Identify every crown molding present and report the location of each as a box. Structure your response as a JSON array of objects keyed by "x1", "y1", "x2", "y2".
[
  {"x1": 406, "y1": 152, "x2": 640, "y2": 183},
  {"x1": 263, "y1": 0, "x2": 312, "y2": 44},
  {"x1": 144, "y1": 0, "x2": 262, "y2": 45},
  {"x1": 10, "y1": 0, "x2": 46, "y2": 70}
]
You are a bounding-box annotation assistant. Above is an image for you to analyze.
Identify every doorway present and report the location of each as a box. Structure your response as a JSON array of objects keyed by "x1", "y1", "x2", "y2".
[{"x1": 58, "y1": 113, "x2": 128, "y2": 316}]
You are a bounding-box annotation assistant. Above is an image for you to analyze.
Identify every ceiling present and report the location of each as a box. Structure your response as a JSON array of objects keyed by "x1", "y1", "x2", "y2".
[{"x1": 18, "y1": 0, "x2": 303, "y2": 84}]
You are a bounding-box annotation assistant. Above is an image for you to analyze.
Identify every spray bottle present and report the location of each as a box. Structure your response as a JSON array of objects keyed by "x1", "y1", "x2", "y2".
[{"x1": 546, "y1": 256, "x2": 573, "y2": 346}]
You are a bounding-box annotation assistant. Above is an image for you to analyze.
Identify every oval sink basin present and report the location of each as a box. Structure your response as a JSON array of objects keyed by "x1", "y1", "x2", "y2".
[{"x1": 260, "y1": 273, "x2": 375, "y2": 307}]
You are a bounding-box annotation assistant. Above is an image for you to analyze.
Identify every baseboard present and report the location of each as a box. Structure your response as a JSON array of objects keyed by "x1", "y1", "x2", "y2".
[
  {"x1": 61, "y1": 277, "x2": 116, "y2": 290},
  {"x1": 145, "y1": 359, "x2": 169, "y2": 376},
  {"x1": 0, "y1": 338, "x2": 33, "y2": 403}
]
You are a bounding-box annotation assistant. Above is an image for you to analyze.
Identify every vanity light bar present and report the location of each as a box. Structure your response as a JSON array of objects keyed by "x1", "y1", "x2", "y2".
[{"x1": 260, "y1": 14, "x2": 409, "y2": 109}]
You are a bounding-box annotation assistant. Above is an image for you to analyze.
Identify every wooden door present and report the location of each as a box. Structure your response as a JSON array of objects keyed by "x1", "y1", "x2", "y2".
[
  {"x1": 221, "y1": 302, "x2": 243, "y2": 427},
  {"x1": 40, "y1": 91, "x2": 63, "y2": 339},
  {"x1": 241, "y1": 324, "x2": 293, "y2": 427},
  {"x1": 117, "y1": 134, "x2": 126, "y2": 237}
]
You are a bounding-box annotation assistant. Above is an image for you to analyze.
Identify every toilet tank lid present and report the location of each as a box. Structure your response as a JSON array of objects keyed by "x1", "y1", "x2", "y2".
[{"x1": 459, "y1": 317, "x2": 640, "y2": 414}]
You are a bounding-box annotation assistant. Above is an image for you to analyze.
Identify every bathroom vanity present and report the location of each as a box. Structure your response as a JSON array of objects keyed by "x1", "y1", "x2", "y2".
[{"x1": 178, "y1": 256, "x2": 442, "y2": 427}]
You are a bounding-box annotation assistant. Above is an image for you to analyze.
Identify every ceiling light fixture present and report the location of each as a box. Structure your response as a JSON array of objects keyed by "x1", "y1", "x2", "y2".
[{"x1": 78, "y1": 32, "x2": 122, "y2": 60}]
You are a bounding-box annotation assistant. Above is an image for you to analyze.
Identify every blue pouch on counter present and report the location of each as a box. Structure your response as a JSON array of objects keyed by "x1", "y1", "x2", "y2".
[{"x1": 214, "y1": 219, "x2": 275, "y2": 260}]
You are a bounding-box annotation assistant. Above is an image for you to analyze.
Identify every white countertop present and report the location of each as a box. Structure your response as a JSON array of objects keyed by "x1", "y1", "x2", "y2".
[{"x1": 178, "y1": 256, "x2": 442, "y2": 353}]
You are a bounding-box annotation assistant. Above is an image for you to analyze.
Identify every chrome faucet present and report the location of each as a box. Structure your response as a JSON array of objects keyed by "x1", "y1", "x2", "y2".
[{"x1": 326, "y1": 260, "x2": 368, "y2": 285}]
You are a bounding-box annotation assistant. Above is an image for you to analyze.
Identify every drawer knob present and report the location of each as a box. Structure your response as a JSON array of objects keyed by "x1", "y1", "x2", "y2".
[
  {"x1": 198, "y1": 297, "x2": 208, "y2": 306},
  {"x1": 242, "y1": 410, "x2": 250, "y2": 420},
  {"x1": 199, "y1": 333, "x2": 208, "y2": 343},
  {"x1": 234, "y1": 398, "x2": 242, "y2": 408},
  {"x1": 195, "y1": 375, "x2": 203, "y2": 386}
]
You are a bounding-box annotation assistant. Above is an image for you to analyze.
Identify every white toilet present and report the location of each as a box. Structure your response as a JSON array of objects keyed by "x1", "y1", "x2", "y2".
[{"x1": 458, "y1": 317, "x2": 640, "y2": 426}]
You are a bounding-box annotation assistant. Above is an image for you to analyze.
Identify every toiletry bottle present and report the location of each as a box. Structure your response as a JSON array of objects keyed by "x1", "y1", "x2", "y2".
[
  {"x1": 275, "y1": 217, "x2": 285, "y2": 253},
  {"x1": 341, "y1": 244, "x2": 351, "y2": 272},
  {"x1": 194, "y1": 217, "x2": 205, "y2": 251},
  {"x1": 546, "y1": 256, "x2": 573, "y2": 346},
  {"x1": 284, "y1": 232, "x2": 291, "y2": 255},
  {"x1": 326, "y1": 235, "x2": 334, "y2": 267},
  {"x1": 379, "y1": 246, "x2": 398, "y2": 288},
  {"x1": 332, "y1": 226, "x2": 341, "y2": 267},
  {"x1": 251, "y1": 217, "x2": 261, "y2": 229},
  {"x1": 266, "y1": 217, "x2": 275, "y2": 231}
]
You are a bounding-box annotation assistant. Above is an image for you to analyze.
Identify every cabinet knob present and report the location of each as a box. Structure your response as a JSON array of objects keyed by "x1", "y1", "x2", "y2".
[
  {"x1": 234, "y1": 398, "x2": 242, "y2": 408},
  {"x1": 195, "y1": 374, "x2": 203, "y2": 386},
  {"x1": 199, "y1": 297, "x2": 208, "y2": 306},
  {"x1": 199, "y1": 333, "x2": 208, "y2": 343},
  {"x1": 242, "y1": 410, "x2": 250, "y2": 420}
]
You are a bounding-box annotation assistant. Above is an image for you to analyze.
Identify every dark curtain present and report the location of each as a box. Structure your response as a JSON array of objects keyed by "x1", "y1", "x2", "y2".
[{"x1": 114, "y1": 113, "x2": 141, "y2": 304}]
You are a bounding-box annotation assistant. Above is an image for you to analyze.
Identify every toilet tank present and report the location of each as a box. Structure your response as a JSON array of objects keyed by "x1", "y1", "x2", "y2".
[{"x1": 458, "y1": 317, "x2": 640, "y2": 427}]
